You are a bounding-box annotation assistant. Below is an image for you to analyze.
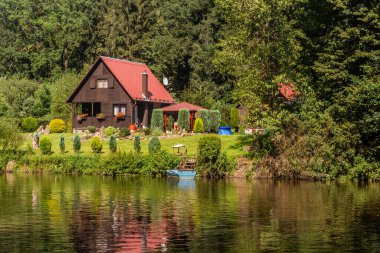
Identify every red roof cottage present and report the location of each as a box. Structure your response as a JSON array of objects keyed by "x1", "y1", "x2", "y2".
[{"x1": 67, "y1": 56, "x2": 175, "y2": 130}]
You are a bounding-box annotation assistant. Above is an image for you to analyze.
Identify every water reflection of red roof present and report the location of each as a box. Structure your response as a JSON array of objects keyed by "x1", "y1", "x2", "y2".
[
  {"x1": 161, "y1": 102, "x2": 207, "y2": 112},
  {"x1": 278, "y1": 82, "x2": 300, "y2": 101}
]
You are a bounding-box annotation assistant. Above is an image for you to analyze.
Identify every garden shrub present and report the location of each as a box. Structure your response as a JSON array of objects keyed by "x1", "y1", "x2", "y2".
[
  {"x1": 144, "y1": 127, "x2": 150, "y2": 136},
  {"x1": 142, "y1": 151, "x2": 181, "y2": 176},
  {"x1": 151, "y1": 128, "x2": 162, "y2": 136},
  {"x1": 230, "y1": 108, "x2": 240, "y2": 132},
  {"x1": 151, "y1": 109, "x2": 164, "y2": 130},
  {"x1": 197, "y1": 110, "x2": 211, "y2": 132},
  {"x1": 148, "y1": 136, "x2": 161, "y2": 154},
  {"x1": 0, "y1": 119, "x2": 24, "y2": 151},
  {"x1": 109, "y1": 136, "x2": 117, "y2": 153},
  {"x1": 73, "y1": 135, "x2": 81, "y2": 153},
  {"x1": 193, "y1": 118, "x2": 204, "y2": 133},
  {"x1": 209, "y1": 110, "x2": 221, "y2": 133},
  {"x1": 178, "y1": 109, "x2": 190, "y2": 131},
  {"x1": 19, "y1": 149, "x2": 181, "y2": 176},
  {"x1": 59, "y1": 135, "x2": 65, "y2": 153},
  {"x1": 40, "y1": 137, "x2": 52, "y2": 155},
  {"x1": 87, "y1": 126, "x2": 96, "y2": 133},
  {"x1": 118, "y1": 127, "x2": 130, "y2": 138},
  {"x1": 166, "y1": 115, "x2": 174, "y2": 131},
  {"x1": 49, "y1": 119, "x2": 66, "y2": 133},
  {"x1": 22, "y1": 117, "x2": 38, "y2": 132},
  {"x1": 91, "y1": 136, "x2": 102, "y2": 153},
  {"x1": 134, "y1": 135, "x2": 141, "y2": 153},
  {"x1": 211, "y1": 101, "x2": 232, "y2": 126},
  {"x1": 105, "y1": 126, "x2": 116, "y2": 136},
  {"x1": 197, "y1": 134, "x2": 232, "y2": 177}
]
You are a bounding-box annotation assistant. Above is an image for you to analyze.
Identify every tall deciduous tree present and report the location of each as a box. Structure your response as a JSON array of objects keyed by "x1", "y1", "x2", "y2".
[{"x1": 214, "y1": 0, "x2": 302, "y2": 127}]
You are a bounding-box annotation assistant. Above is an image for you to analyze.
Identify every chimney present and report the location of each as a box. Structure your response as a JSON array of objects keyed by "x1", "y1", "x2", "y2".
[{"x1": 142, "y1": 71, "x2": 148, "y2": 99}]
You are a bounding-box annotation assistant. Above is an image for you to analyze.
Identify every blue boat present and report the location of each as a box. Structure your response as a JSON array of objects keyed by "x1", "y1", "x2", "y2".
[
  {"x1": 167, "y1": 169, "x2": 196, "y2": 180},
  {"x1": 168, "y1": 144, "x2": 197, "y2": 180}
]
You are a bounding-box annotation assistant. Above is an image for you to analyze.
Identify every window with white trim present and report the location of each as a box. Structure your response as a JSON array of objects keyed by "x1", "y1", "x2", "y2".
[
  {"x1": 96, "y1": 79, "x2": 108, "y2": 88},
  {"x1": 113, "y1": 104, "x2": 126, "y2": 116}
]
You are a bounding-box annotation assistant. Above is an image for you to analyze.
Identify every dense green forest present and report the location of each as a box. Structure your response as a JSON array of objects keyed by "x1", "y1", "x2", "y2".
[{"x1": 0, "y1": 0, "x2": 379, "y2": 179}]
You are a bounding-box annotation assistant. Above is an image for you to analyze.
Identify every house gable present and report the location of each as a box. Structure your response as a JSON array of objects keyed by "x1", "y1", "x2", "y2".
[{"x1": 67, "y1": 60, "x2": 133, "y2": 104}]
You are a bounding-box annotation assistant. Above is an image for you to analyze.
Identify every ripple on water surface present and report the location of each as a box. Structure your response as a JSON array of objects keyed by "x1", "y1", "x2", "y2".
[{"x1": 0, "y1": 175, "x2": 379, "y2": 252}]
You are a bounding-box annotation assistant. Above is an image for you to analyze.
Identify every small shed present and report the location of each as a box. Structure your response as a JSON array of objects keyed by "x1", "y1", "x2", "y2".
[
  {"x1": 278, "y1": 82, "x2": 300, "y2": 101},
  {"x1": 161, "y1": 102, "x2": 207, "y2": 130}
]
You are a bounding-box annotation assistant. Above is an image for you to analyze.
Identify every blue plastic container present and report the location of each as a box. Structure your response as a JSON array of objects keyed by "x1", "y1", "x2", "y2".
[{"x1": 218, "y1": 126, "x2": 233, "y2": 135}]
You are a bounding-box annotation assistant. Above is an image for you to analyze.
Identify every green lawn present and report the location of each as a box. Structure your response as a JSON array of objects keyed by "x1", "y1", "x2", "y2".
[{"x1": 24, "y1": 133, "x2": 254, "y2": 158}]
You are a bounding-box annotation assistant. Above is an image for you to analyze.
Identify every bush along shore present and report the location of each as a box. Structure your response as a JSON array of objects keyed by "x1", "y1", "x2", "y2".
[{"x1": 17, "y1": 151, "x2": 181, "y2": 176}]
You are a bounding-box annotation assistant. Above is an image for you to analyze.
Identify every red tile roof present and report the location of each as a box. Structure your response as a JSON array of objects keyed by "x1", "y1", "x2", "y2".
[
  {"x1": 161, "y1": 102, "x2": 207, "y2": 112},
  {"x1": 100, "y1": 56, "x2": 175, "y2": 103},
  {"x1": 278, "y1": 82, "x2": 300, "y2": 101}
]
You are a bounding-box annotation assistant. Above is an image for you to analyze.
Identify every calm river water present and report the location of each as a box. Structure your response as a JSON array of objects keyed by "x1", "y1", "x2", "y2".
[{"x1": 0, "y1": 174, "x2": 379, "y2": 252}]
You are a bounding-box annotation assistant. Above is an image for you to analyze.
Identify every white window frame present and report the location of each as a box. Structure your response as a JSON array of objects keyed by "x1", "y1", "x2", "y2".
[
  {"x1": 96, "y1": 79, "x2": 108, "y2": 88},
  {"x1": 113, "y1": 104, "x2": 126, "y2": 116}
]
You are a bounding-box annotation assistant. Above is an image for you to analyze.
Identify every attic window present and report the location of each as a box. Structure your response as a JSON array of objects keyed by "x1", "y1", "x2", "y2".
[{"x1": 97, "y1": 79, "x2": 108, "y2": 88}]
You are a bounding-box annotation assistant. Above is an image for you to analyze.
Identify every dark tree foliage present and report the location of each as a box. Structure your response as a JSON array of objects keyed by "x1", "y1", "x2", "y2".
[{"x1": 0, "y1": 0, "x2": 378, "y2": 179}]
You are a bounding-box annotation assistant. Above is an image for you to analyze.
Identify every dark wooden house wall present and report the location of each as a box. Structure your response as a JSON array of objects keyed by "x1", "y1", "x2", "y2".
[{"x1": 72, "y1": 61, "x2": 133, "y2": 129}]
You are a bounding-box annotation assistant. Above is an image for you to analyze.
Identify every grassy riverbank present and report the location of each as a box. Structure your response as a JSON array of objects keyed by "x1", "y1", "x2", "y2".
[
  {"x1": 0, "y1": 133, "x2": 247, "y2": 177},
  {"x1": 22, "y1": 133, "x2": 249, "y2": 158}
]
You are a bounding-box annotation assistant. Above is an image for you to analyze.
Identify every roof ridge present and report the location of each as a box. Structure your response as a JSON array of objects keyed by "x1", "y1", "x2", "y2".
[{"x1": 100, "y1": 56, "x2": 147, "y2": 66}]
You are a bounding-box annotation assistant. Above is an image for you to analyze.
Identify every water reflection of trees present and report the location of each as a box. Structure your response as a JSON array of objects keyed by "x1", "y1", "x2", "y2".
[{"x1": 0, "y1": 175, "x2": 379, "y2": 252}]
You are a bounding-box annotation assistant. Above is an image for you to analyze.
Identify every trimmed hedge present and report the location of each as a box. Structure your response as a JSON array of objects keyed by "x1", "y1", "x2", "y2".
[
  {"x1": 209, "y1": 110, "x2": 221, "y2": 133},
  {"x1": 40, "y1": 137, "x2": 52, "y2": 155},
  {"x1": 178, "y1": 109, "x2": 190, "y2": 131},
  {"x1": 230, "y1": 108, "x2": 240, "y2": 131},
  {"x1": 109, "y1": 136, "x2": 117, "y2": 153},
  {"x1": 73, "y1": 135, "x2": 81, "y2": 153},
  {"x1": 134, "y1": 135, "x2": 141, "y2": 153},
  {"x1": 193, "y1": 118, "x2": 204, "y2": 133},
  {"x1": 151, "y1": 109, "x2": 164, "y2": 130},
  {"x1": 197, "y1": 110, "x2": 210, "y2": 132},
  {"x1": 59, "y1": 135, "x2": 65, "y2": 153},
  {"x1": 166, "y1": 115, "x2": 174, "y2": 131},
  {"x1": 148, "y1": 136, "x2": 161, "y2": 153},
  {"x1": 91, "y1": 136, "x2": 102, "y2": 153},
  {"x1": 49, "y1": 119, "x2": 66, "y2": 133}
]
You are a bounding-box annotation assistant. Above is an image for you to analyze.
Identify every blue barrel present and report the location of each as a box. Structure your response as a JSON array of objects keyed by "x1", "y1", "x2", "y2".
[{"x1": 218, "y1": 126, "x2": 233, "y2": 135}]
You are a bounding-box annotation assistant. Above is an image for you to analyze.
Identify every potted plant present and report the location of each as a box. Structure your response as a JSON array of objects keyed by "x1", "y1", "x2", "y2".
[
  {"x1": 115, "y1": 112, "x2": 125, "y2": 121},
  {"x1": 96, "y1": 113, "x2": 106, "y2": 120},
  {"x1": 77, "y1": 113, "x2": 88, "y2": 122}
]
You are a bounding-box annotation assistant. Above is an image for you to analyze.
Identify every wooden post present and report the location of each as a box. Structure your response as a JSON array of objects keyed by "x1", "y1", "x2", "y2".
[
  {"x1": 143, "y1": 103, "x2": 149, "y2": 127},
  {"x1": 190, "y1": 113, "x2": 193, "y2": 130},
  {"x1": 164, "y1": 114, "x2": 167, "y2": 131},
  {"x1": 91, "y1": 102, "x2": 94, "y2": 126},
  {"x1": 71, "y1": 103, "x2": 75, "y2": 133}
]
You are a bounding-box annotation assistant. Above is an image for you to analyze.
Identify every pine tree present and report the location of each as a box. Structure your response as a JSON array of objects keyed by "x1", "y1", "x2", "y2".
[
  {"x1": 109, "y1": 136, "x2": 117, "y2": 153},
  {"x1": 134, "y1": 136, "x2": 141, "y2": 153},
  {"x1": 73, "y1": 135, "x2": 81, "y2": 153},
  {"x1": 59, "y1": 135, "x2": 65, "y2": 153}
]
